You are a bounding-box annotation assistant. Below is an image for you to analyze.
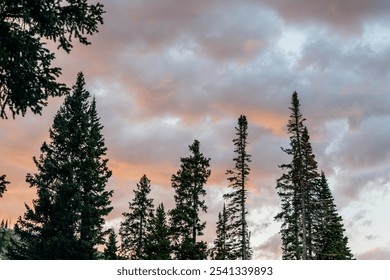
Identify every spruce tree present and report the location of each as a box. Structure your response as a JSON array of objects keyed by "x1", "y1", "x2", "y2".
[
  {"x1": 314, "y1": 172, "x2": 353, "y2": 259},
  {"x1": 275, "y1": 92, "x2": 353, "y2": 260},
  {"x1": 223, "y1": 115, "x2": 252, "y2": 260},
  {"x1": 119, "y1": 174, "x2": 154, "y2": 259},
  {"x1": 169, "y1": 140, "x2": 211, "y2": 260},
  {"x1": 104, "y1": 228, "x2": 119, "y2": 260},
  {"x1": 209, "y1": 204, "x2": 234, "y2": 260},
  {"x1": 8, "y1": 72, "x2": 113, "y2": 259},
  {"x1": 0, "y1": 219, "x2": 11, "y2": 259},
  {"x1": 0, "y1": 174, "x2": 9, "y2": 198},
  {"x1": 275, "y1": 92, "x2": 309, "y2": 259},
  {"x1": 145, "y1": 203, "x2": 171, "y2": 260}
]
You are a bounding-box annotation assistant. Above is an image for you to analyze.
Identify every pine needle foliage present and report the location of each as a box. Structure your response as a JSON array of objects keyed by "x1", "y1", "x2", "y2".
[
  {"x1": 275, "y1": 91, "x2": 353, "y2": 260},
  {"x1": 104, "y1": 228, "x2": 119, "y2": 260},
  {"x1": 169, "y1": 140, "x2": 211, "y2": 260},
  {"x1": 0, "y1": 0, "x2": 105, "y2": 118},
  {"x1": 0, "y1": 174, "x2": 9, "y2": 197},
  {"x1": 119, "y1": 174, "x2": 154, "y2": 260},
  {"x1": 145, "y1": 203, "x2": 171, "y2": 260},
  {"x1": 314, "y1": 172, "x2": 353, "y2": 260},
  {"x1": 223, "y1": 115, "x2": 252, "y2": 260},
  {"x1": 209, "y1": 204, "x2": 234, "y2": 260},
  {"x1": 8, "y1": 73, "x2": 113, "y2": 259}
]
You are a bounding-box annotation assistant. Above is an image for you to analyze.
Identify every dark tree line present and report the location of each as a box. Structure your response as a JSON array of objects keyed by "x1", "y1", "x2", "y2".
[
  {"x1": 1, "y1": 89, "x2": 353, "y2": 260},
  {"x1": 0, "y1": 0, "x2": 353, "y2": 261}
]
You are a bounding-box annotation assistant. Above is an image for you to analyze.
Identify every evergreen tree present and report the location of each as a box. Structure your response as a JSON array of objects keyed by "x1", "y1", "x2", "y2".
[
  {"x1": 0, "y1": 174, "x2": 9, "y2": 197},
  {"x1": 223, "y1": 115, "x2": 252, "y2": 260},
  {"x1": 209, "y1": 204, "x2": 234, "y2": 260},
  {"x1": 275, "y1": 92, "x2": 309, "y2": 259},
  {"x1": 119, "y1": 174, "x2": 154, "y2": 259},
  {"x1": 169, "y1": 140, "x2": 211, "y2": 260},
  {"x1": 275, "y1": 92, "x2": 319, "y2": 260},
  {"x1": 7, "y1": 72, "x2": 113, "y2": 259},
  {"x1": 104, "y1": 228, "x2": 119, "y2": 260},
  {"x1": 314, "y1": 172, "x2": 353, "y2": 260},
  {"x1": 0, "y1": 0, "x2": 105, "y2": 119},
  {"x1": 275, "y1": 92, "x2": 353, "y2": 260},
  {"x1": 0, "y1": 219, "x2": 11, "y2": 259},
  {"x1": 145, "y1": 203, "x2": 171, "y2": 260}
]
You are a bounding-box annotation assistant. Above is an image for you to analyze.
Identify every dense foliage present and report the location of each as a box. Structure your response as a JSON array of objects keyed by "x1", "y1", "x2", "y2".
[
  {"x1": 119, "y1": 175, "x2": 154, "y2": 259},
  {"x1": 275, "y1": 92, "x2": 353, "y2": 260},
  {"x1": 169, "y1": 140, "x2": 211, "y2": 260},
  {"x1": 0, "y1": 0, "x2": 104, "y2": 119},
  {"x1": 7, "y1": 73, "x2": 113, "y2": 259}
]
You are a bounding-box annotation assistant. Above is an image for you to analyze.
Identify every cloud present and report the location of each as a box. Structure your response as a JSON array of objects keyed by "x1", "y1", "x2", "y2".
[
  {"x1": 356, "y1": 247, "x2": 390, "y2": 260},
  {"x1": 253, "y1": 233, "x2": 282, "y2": 259},
  {"x1": 262, "y1": 0, "x2": 390, "y2": 35},
  {"x1": 1, "y1": 0, "x2": 390, "y2": 259}
]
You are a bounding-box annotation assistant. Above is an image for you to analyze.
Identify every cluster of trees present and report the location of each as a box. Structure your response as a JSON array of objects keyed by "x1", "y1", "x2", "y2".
[
  {"x1": 0, "y1": 72, "x2": 253, "y2": 260},
  {"x1": 117, "y1": 116, "x2": 253, "y2": 260},
  {"x1": 0, "y1": 0, "x2": 353, "y2": 260},
  {"x1": 0, "y1": 83, "x2": 355, "y2": 260},
  {"x1": 275, "y1": 92, "x2": 353, "y2": 260}
]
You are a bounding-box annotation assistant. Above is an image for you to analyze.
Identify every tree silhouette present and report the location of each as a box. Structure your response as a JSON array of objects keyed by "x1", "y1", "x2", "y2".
[
  {"x1": 169, "y1": 140, "x2": 210, "y2": 260},
  {"x1": 0, "y1": 0, "x2": 105, "y2": 119},
  {"x1": 224, "y1": 115, "x2": 252, "y2": 259},
  {"x1": 8, "y1": 73, "x2": 113, "y2": 259},
  {"x1": 119, "y1": 175, "x2": 154, "y2": 259}
]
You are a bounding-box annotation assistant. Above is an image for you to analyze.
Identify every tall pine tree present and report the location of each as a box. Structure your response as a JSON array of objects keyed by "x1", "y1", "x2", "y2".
[
  {"x1": 119, "y1": 174, "x2": 154, "y2": 259},
  {"x1": 223, "y1": 115, "x2": 252, "y2": 260},
  {"x1": 169, "y1": 140, "x2": 210, "y2": 260},
  {"x1": 275, "y1": 92, "x2": 310, "y2": 259},
  {"x1": 144, "y1": 203, "x2": 171, "y2": 260},
  {"x1": 8, "y1": 72, "x2": 113, "y2": 259},
  {"x1": 275, "y1": 92, "x2": 353, "y2": 260}
]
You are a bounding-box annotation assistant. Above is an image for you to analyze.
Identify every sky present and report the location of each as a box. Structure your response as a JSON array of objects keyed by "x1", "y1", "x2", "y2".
[{"x1": 1, "y1": 0, "x2": 390, "y2": 259}]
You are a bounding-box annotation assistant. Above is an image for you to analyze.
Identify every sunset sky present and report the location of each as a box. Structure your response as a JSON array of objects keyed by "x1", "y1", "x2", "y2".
[{"x1": 1, "y1": 0, "x2": 390, "y2": 259}]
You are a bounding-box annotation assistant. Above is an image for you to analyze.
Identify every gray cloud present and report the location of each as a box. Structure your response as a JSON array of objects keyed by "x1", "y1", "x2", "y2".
[
  {"x1": 262, "y1": 0, "x2": 390, "y2": 35},
  {"x1": 254, "y1": 233, "x2": 282, "y2": 259}
]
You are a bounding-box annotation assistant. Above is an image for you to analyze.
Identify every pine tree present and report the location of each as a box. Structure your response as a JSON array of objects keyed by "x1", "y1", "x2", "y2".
[
  {"x1": 314, "y1": 172, "x2": 353, "y2": 259},
  {"x1": 169, "y1": 140, "x2": 211, "y2": 260},
  {"x1": 119, "y1": 174, "x2": 154, "y2": 259},
  {"x1": 209, "y1": 204, "x2": 234, "y2": 260},
  {"x1": 144, "y1": 203, "x2": 171, "y2": 260},
  {"x1": 0, "y1": 219, "x2": 11, "y2": 259},
  {"x1": 275, "y1": 92, "x2": 353, "y2": 260},
  {"x1": 104, "y1": 228, "x2": 119, "y2": 260},
  {"x1": 275, "y1": 92, "x2": 320, "y2": 260},
  {"x1": 300, "y1": 126, "x2": 321, "y2": 259},
  {"x1": 0, "y1": 174, "x2": 9, "y2": 197},
  {"x1": 7, "y1": 72, "x2": 113, "y2": 259},
  {"x1": 223, "y1": 115, "x2": 252, "y2": 260}
]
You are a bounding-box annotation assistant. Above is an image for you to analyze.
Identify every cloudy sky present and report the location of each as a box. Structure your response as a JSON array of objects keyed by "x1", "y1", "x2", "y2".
[{"x1": 1, "y1": 0, "x2": 390, "y2": 259}]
